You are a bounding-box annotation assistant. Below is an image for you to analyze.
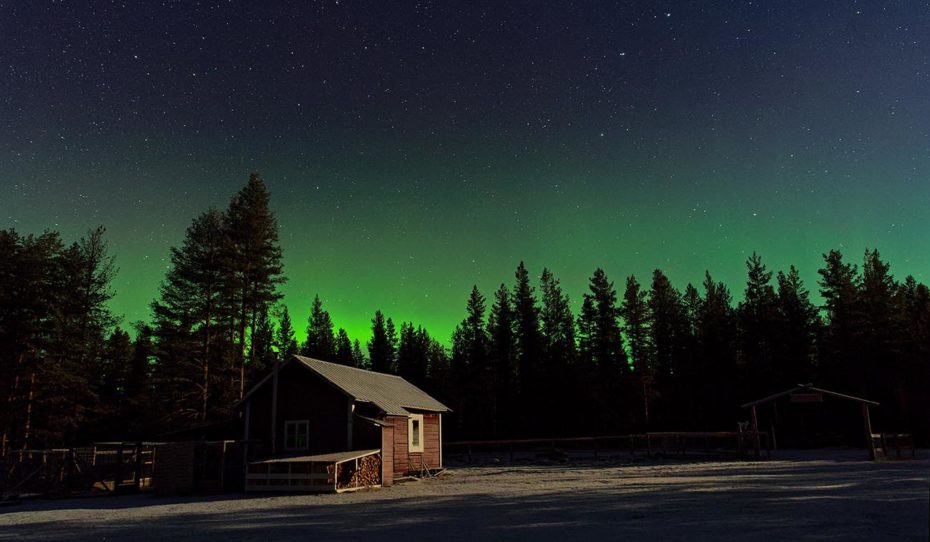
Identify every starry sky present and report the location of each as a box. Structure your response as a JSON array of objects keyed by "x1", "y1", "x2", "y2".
[{"x1": 2, "y1": 1, "x2": 929, "y2": 343}]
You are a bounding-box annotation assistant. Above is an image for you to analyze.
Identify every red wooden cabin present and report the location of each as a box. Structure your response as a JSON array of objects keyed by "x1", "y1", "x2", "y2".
[{"x1": 240, "y1": 355, "x2": 449, "y2": 489}]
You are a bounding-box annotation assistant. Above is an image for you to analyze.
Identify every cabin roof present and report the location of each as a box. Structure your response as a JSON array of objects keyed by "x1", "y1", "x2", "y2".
[{"x1": 243, "y1": 355, "x2": 450, "y2": 416}]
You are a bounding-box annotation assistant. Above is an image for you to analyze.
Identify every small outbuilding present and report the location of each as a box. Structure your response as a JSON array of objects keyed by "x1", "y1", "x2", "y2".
[
  {"x1": 741, "y1": 383, "x2": 882, "y2": 460},
  {"x1": 240, "y1": 355, "x2": 450, "y2": 491}
]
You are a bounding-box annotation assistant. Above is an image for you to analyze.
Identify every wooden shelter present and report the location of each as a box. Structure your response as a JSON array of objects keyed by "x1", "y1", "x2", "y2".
[
  {"x1": 741, "y1": 384, "x2": 880, "y2": 460},
  {"x1": 240, "y1": 355, "x2": 450, "y2": 491}
]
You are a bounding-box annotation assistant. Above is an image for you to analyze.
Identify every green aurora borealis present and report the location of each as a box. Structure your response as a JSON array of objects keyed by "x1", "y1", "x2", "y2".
[{"x1": 2, "y1": 2, "x2": 928, "y2": 344}]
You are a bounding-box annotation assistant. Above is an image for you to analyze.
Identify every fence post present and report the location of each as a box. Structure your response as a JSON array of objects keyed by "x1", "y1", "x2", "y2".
[
  {"x1": 114, "y1": 444, "x2": 124, "y2": 495},
  {"x1": 65, "y1": 448, "x2": 75, "y2": 497},
  {"x1": 134, "y1": 442, "x2": 144, "y2": 492}
]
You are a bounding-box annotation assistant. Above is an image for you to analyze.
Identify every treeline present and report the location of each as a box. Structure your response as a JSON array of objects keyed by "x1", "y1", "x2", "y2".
[
  {"x1": 2, "y1": 175, "x2": 928, "y2": 451},
  {"x1": 437, "y1": 254, "x2": 929, "y2": 443}
]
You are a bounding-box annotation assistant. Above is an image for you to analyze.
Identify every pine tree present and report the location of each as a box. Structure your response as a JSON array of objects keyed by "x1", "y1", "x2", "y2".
[
  {"x1": 368, "y1": 311, "x2": 397, "y2": 373},
  {"x1": 223, "y1": 173, "x2": 285, "y2": 400},
  {"x1": 151, "y1": 210, "x2": 230, "y2": 425},
  {"x1": 0, "y1": 230, "x2": 63, "y2": 452},
  {"x1": 302, "y1": 295, "x2": 336, "y2": 360},
  {"x1": 40, "y1": 227, "x2": 117, "y2": 444}
]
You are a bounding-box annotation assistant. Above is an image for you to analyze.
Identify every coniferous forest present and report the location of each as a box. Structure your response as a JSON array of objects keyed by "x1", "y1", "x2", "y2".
[{"x1": 2, "y1": 176, "x2": 928, "y2": 453}]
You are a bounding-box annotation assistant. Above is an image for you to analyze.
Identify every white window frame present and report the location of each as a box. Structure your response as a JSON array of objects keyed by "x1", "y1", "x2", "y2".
[
  {"x1": 284, "y1": 419, "x2": 309, "y2": 452},
  {"x1": 408, "y1": 413, "x2": 424, "y2": 453}
]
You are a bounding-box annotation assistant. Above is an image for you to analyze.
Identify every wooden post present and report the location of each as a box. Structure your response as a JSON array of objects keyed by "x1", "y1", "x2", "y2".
[
  {"x1": 64, "y1": 448, "x2": 75, "y2": 497},
  {"x1": 114, "y1": 444, "x2": 124, "y2": 495},
  {"x1": 347, "y1": 399, "x2": 354, "y2": 450},
  {"x1": 862, "y1": 403, "x2": 875, "y2": 461},
  {"x1": 270, "y1": 357, "x2": 279, "y2": 455},
  {"x1": 751, "y1": 405, "x2": 760, "y2": 459},
  {"x1": 134, "y1": 442, "x2": 144, "y2": 491}
]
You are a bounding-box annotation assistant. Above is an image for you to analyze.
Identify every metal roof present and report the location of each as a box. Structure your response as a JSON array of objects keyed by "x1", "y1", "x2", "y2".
[
  {"x1": 250, "y1": 449, "x2": 381, "y2": 464},
  {"x1": 293, "y1": 355, "x2": 451, "y2": 416}
]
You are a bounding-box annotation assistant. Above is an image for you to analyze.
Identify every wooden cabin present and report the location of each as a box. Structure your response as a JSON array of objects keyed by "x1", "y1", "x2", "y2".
[{"x1": 240, "y1": 355, "x2": 450, "y2": 491}]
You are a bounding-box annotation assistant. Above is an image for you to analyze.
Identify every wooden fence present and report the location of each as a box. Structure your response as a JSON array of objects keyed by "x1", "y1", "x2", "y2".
[{"x1": 1, "y1": 443, "x2": 157, "y2": 499}]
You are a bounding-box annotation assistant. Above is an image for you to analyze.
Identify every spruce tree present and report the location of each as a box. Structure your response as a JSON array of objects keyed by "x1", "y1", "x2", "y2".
[
  {"x1": 487, "y1": 284, "x2": 516, "y2": 436},
  {"x1": 737, "y1": 253, "x2": 779, "y2": 400},
  {"x1": 351, "y1": 339, "x2": 367, "y2": 369},
  {"x1": 512, "y1": 262, "x2": 543, "y2": 432},
  {"x1": 774, "y1": 266, "x2": 819, "y2": 388},
  {"x1": 817, "y1": 250, "x2": 864, "y2": 395},
  {"x1": 248, "y1": 308, "x2": 276, "y2": 383},
  {"x1": 695, "y1": 272, "x2": 737, "y2": 428},
  {"x1": 302, "y1": 295, "x2": 336, "y2": 360},
  {"x1": 334, "y1": 328, "x2": 354, "y2": 366},
  {"x1": 450, "y1": 286, "x2": 490, "y2": 438},
  {"x1": 275, "y1": 306, "x2": 299, "y2": 360},
  {"x1": 540, "y1": 268, "x2": 578, "y2": 434},
  {"x1": 396, "y1": 323, "x2": 431, "y2": 388},
  {"x1": 578, "y1": 268, "x2": 629, "y2": 432},
  {"x1": 368, "y1": 310, "x2": 397, "y2": 373},
  {"x1": 900, "y1": 276, "x2": 930, "y2": 437},
  {"x1": 648, "y1": 270, "x2": 689, "y2": 429},
  {"x1": 621, "y1": 275, "x2": 652, "y2": 426}
]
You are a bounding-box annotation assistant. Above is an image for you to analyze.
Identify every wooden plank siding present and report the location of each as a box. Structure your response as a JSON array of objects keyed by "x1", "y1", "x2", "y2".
[
  {"x1": 381, "y1": 424, "x2": 394, "y2": 487},
  {"x1": 246, "y1": 362, "x2": 350, "y2": 456},
  {"x1": 388, "y1": 412, "x2": 442, "y2": 476}
]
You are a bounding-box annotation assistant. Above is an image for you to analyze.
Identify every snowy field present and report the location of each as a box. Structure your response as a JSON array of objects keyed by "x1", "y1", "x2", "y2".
[{"x1": 1, "y1": 450, "x2": 927, "y2": 541}]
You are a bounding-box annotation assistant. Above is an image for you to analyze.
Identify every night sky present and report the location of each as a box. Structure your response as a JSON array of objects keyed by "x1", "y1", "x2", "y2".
[{"x1": 2, "y1": 1, "x2": 928, "y2": 343}]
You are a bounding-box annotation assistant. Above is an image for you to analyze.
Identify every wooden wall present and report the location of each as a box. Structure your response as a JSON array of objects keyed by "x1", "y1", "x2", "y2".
[
  {"x1": 388, "y1": 412, "x2": 442, "y2": 476},
  {"x1": 381, "y1": 424, "x2": 394, "y2": 487},
  {"x1": 246, "y1": 362, "x2": 350, "y2": 456}
]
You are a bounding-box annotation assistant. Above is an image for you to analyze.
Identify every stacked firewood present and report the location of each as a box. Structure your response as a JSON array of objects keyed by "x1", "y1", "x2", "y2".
[{"x1": 337, "y1": 455, "x2": 381, "y2": 489}]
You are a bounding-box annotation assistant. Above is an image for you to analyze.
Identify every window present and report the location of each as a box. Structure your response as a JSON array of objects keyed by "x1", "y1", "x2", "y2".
[
  {"x1": 284, "y1": 420, "x2": 309, "y2": 451},
  {"x1": 408, "y1": 414, "x2": 424, "y2": 452}
]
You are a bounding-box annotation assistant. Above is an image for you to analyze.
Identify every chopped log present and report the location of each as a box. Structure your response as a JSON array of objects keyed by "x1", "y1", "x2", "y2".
[{"x1": 337, "y1": 454, "x2": 381, "y2": 489}]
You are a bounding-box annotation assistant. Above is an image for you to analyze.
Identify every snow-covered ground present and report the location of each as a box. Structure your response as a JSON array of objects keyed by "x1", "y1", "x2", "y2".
[{"x1": 1, "y1": 450, "x2": 927, "y2": 541}]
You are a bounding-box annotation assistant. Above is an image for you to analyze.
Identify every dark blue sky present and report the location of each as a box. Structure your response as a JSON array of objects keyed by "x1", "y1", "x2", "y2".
[{"x1": 2, "y1": 1, "x2": 928, "y2": 340}]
